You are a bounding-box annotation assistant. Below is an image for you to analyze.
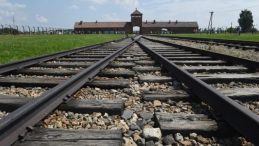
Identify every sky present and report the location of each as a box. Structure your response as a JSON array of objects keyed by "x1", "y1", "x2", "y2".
[{"x1": 0, "y1": 0, "x2": 259, "y2": 30}]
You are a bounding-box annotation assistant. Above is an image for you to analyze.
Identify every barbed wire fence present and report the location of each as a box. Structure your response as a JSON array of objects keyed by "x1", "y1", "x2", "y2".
[{"x1": 0, "y1": 24, "x2": 73, "y2": 36}]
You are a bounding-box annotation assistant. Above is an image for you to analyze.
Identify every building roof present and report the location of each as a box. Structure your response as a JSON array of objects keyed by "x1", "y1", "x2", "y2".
[
  {"x1": 142, "y1": 21, "x2": 199, "y2": 28},
  {"x1": 74, "y1": 22, "x2": 131, "y2": 28},
  {"x1": 131, "y1": 9, "x2": 143, "y2": 15},
  {"x1": 74, "y1": 21, "x2": 199, "y2": 29}
]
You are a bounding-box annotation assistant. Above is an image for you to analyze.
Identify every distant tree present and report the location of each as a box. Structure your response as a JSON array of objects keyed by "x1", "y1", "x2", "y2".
[
  {"x1": 226, "y1": 28, "x2": 236, "y2": 33},
  {"x1": 0, "y1": 28, "x2": 22, "y2": 35},
  {"x1": 238, "y1": 9, "x2": 254, "y2": 32}
]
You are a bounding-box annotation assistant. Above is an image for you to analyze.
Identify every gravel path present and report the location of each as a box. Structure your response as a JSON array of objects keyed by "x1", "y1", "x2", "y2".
[
  {"x1": 125, "y1": 100, "x2": 209, "y2": 115},
  {"x1": 47, "y1": 61, "x2": 96, "y2": 63},
  {"x1": 0, "y1": 86, "x2": 50, "y2": 98},
  {"x1": 42, "y1": 110, "x2": 121, "y2": 130},
  {"x1": 29, "y1": 67, "x2": 83, "y2": 71},
  {"x1": 210, "y1": 82, "x2": 259, "y2": 89},
  {"x1": 136, "y1": 72, "x2": 164, "y2": 77},
  {"x1": 236, "y1": 100, "x2": 259, "y2": 115},
  {"x1": 2, "y1": 74, "x2": 71, "y2": 79},
  {"x1": 74, "y1": 87, "x2": 127, "y2": 100},
  {"x1": 103, "y1": 68, "x2": 132, "y2": 72}
]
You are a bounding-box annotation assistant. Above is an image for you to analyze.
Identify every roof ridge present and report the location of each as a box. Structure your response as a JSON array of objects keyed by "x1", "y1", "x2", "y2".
[
  {"x1": 76, "y1": 21, "x2": 130, "y2": 23},
  {"x1": 131, "y1": 9, "x2": 142, "y2": 15}
]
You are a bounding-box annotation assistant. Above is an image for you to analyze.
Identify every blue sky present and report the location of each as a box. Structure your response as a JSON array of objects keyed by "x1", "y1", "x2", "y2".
[{"x1": 0, "y1": 0, "x2": 258, "y2": 30}]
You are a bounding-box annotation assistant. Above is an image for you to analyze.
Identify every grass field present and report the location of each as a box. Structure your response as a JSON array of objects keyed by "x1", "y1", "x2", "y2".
[
  {"x1": 0, "y1": 34, "x2": 128, "y2": 64},
  {"x1": 160, "y1": 33, "x2": 259, "y2": 42}
]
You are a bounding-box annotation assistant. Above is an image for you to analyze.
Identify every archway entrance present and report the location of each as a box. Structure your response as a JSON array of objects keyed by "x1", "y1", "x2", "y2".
[
  {"x1": 133, "y1": 26, "x2": 140, "y2": 34},
  {"x1": 161, "y1": 28, "x2": 169, "y2": 34}
]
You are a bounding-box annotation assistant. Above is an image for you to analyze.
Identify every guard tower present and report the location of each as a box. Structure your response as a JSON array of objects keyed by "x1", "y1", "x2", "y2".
[{"x1": 131, "y1": 9, "x2": 143, "y2": 34}]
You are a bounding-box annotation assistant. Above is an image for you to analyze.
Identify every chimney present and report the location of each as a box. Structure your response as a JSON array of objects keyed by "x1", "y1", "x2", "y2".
[
  {"x1": 153, "y1": 20, "x2": 156, "y2": 23},
  {"x1": 175, "y1": 20, "x2": 178, "y2": 24},
  {"x1": 169, "y1": 20, "x2": 171, "y2": 23},
  {"x1": 146, "y1": 20, "x2": 147, "y2": 24},
  {"x1": 79, "y1": 21, "x2": 83, "y2": 25},
  {"x1": 96, "y1": 20, "x2": 97, "y2": 23}
]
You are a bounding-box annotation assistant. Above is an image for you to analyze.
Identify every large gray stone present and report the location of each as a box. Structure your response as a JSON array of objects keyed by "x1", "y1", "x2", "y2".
[
  {"x1": 175, "y1": 133, "x2": 184, "y2": 142},
  {"x1": 131, "y1": 123, "x2": 141, "y2": 131},
  {"x1": 136, "y1": 119, "x2": 148, "y2": 127},
  {"x1": 124, "y1": 88, "x2": 130, "y2": 93},
  {"x1": 140, "y1": 112, "x2": 153, "y2": 120},
  {"x1": 163, "y1": 134, "x2": 176, "y2": 145},
  {"x1": 145, "y1": 140, "x2": 155, "y2": 146},
  {"x1": 122, "y1": 110, "x2": 134, "y2": 120},
  {"x1": 189, "y1": 133, "x2": 197, "y2": 139},
  {"x1": 143, "y1": 128, "x2": 162, "y2": 141}
]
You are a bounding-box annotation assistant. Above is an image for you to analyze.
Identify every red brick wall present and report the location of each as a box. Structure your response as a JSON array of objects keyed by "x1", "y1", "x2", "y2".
[
  {"x1": 74, "y1": 28, "x2": 131, "y2": 34},
  {"x1": 131, "y1": 16, "x2": 142, "y2": 27},
  {"x1": 74, "y1": 27, "x2": 198, "y2": 34},
  {"x1": 142, "y1": 27, "x2": 198, "y2": 34}
]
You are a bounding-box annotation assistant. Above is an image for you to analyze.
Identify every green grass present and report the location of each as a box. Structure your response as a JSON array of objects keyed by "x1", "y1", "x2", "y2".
[
  {"x1": 160, "y1": 33, "x2": 259, "y2": 42},
  {"x1": 0, "y1": 34, "x2": 128, "y2": 64}
]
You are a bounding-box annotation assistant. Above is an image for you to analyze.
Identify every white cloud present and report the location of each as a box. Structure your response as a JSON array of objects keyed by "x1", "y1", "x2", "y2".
[
  {"x1": 17, "y1": 16, "x2": 27, "y2": 21},
  {"x1": 0, "y1": 0, "x2": 26, "y2": 9},
  {"x1": 0, "y1": 16, "x2": 2, "y2": 21},
  {"x1": 70, "y1": 0, "x2": 107, "y2": 3},
  {"x1": 12, "y1": 4, "x2": 26, "y2": 8},
  {"x1": 72, "y1": 0, "x2": 139, "y2": 10},
  {"x1": 0, "y1": 9, "x2": 14, "y2": 16},
  {"x1": 113, "y1": 0, "x2": 139, "y2": 10},
  {"x1": 0, "y1": 0, "x2": 27, "y2": 23},
  {"x1": 36, "y1": 15, "x2": 48, "y2": 23},
  {"x1": 88, "y1": 5, "x2": 96, "y2": 10},
  {"x1": 104, "y1": 13, "x2": 120, "y2": 21},
  {"x1": 138, "y1": 0, "x2": 259, "y2": 29},
  {"x1": 89, "y1": 0, "x2": 107, "y2": 4},
  {"x1": 67, "y1": 5, "x2": 79, "y2": 9},
  {"x1": 142, "y1": 0, "x2": 171, "y2": 6}
]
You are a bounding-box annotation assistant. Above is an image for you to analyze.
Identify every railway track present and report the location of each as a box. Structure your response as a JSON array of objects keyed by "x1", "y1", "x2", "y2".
[
  {"x1": 151, "y1": 35, "x2": 259, "y2": 51},
  {"x1": 0, "y1": 36, "x2": 135, "y2": 145},
  {"x1": 0, "y1": 35, "x2": 258, "y2": 146}
]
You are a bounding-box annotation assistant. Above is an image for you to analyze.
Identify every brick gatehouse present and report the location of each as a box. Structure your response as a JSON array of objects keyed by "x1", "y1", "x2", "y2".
[{"x1": 74, "y1": 9, "x2": 198, "y2": 34}]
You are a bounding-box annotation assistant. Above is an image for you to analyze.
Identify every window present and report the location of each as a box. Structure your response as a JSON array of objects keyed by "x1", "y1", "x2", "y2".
[{"x1": 132, "y1": 16, "x2": 141, "y2": 18}]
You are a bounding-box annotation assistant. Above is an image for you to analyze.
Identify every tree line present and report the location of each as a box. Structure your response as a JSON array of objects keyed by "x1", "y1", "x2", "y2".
[{"x1": 0, "y1": 28, "x2": 22, "y2": 35}]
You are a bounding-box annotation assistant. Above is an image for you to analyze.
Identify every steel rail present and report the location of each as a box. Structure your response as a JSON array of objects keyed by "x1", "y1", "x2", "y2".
[
  {"x1": 143, "y1": 36, "x2": 259, "y2": 69},
  {"x1": 137, "y1": 39, "x2": 259, "y2": 145},
  {"x1": 0, "y1": 37, "x2": 139, "y2": 146},
  {"x1": 149, "y1": 35, "x2": 259, "y2": 47},
  {"x1": 0, "y1": 37, "x2": 127, "y2": 74}
]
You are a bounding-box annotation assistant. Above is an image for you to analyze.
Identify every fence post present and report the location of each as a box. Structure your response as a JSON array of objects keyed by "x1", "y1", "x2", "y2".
[
  {"x1": 33, "y1": 26, "x2": 35, "y2": 35},
  {"x1": 16, "y1": 25, "x2": 18, "y2": 35},
  {"x1": 22, "y1": 26, "x2": 25, "y2": 35},
  {"x1": 28, "y1": 26, "x2": 30, "y2": 35},
  {"x1": 9, "y1": 25, "x2": 12, "y2": 35},
  {"x1": 1, "y1": 25, "x2": 4, "y2": 36}
]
